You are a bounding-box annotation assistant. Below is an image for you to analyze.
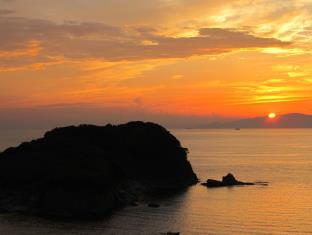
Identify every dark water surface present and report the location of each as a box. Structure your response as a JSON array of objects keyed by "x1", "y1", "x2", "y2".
[{"x1": 0, "y1": 129, "x2": 311, "y2": 234}]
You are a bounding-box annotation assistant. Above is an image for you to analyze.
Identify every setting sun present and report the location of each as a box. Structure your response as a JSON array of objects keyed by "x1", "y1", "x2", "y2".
[{"x1": 268, "y1": 113, "x2": 277, "y2": 119}]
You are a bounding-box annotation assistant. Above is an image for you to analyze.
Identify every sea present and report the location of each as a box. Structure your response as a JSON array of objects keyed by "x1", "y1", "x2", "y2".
[{"x1": 0, "y1": 128, "x2": 311, "y2": 234}]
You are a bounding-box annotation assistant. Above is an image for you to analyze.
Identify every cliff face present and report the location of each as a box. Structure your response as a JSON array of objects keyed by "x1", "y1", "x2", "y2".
[{"x1": 0, "y1": 121, "x2": 198, "y2": 218}]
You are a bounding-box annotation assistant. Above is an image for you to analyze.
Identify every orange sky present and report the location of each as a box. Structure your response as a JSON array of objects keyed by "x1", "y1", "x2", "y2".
[{"x1": 1, "y1": 0, "x2": 312, "y2": 123}]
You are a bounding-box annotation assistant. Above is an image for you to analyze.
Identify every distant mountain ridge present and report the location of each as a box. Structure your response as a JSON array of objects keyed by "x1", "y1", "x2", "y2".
[{"x1": 204, "y1": 113, "x2": 312, "y2": 128}]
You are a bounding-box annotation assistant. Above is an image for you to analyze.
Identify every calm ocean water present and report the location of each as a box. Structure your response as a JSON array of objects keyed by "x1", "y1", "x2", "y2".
[{"x1": 0, "y1": 129, "x2": 311, "y2": 234}]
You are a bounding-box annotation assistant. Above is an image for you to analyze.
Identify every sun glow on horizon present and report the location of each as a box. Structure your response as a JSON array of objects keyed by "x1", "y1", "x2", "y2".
[{"x1": 268, "y1": 112, "x2": 277, "y2": 119}]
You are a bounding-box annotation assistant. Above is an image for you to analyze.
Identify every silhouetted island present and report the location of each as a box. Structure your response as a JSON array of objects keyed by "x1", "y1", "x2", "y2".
[
  {"x1": 0, "y1": 122, "x2": 198, "y2": 218},
  {"x1": 202, "y1": 173, "x2": 254, "y2": 188}
]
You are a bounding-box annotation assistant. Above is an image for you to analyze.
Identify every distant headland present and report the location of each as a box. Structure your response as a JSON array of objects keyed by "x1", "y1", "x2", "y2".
[
  {"x1": 0, "y1": 122, "x2": 198, "y2": 219},
  {"x1": 203, "y1": 113, "x2": 312, "y2": 129}
]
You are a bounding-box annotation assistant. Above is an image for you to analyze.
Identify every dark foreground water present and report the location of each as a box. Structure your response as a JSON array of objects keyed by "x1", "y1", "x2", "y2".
[{"x1": 0, "y1": 129, "x2": 311, "y2": 234}]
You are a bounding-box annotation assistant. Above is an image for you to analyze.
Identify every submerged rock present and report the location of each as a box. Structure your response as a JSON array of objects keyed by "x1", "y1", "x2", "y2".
[
  {"x1": 202, "y1": 173, "x2": 254, "y2": 188},
  {"x1": 0, "y1": 121, "x2": 198, "y2": 218}
]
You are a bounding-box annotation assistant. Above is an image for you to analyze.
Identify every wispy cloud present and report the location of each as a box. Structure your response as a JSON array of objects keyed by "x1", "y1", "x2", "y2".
[{"x1": 0, "y1": 14, "x2": 290, "y2": 71}]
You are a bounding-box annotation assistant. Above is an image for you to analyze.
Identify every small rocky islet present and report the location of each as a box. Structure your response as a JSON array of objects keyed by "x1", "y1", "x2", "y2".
[
  {"x1": 201, "y1": 173, "x2": 268, "y2": 188},
  {"x1": 0, "y1": 122, "x2": 198, "y2": 219}
]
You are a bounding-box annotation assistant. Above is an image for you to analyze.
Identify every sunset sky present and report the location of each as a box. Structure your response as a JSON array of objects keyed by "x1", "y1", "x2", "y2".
[{"x1": 1, "y1": 0, "x2": 312, "y2": 128}]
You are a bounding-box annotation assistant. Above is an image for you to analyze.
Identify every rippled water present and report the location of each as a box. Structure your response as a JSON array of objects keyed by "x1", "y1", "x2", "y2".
[{"x1": 0, "y1": 129, "x2": 311, "y2": 234}]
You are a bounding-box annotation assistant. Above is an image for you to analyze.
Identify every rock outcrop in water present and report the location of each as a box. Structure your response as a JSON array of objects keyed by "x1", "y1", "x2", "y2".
[
  {"x1": 0, "y1": 122, "x2": 198, "y2": 218},
  {"x1": 202, "y1": 173, "x2": 254, "y2": 188}
]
